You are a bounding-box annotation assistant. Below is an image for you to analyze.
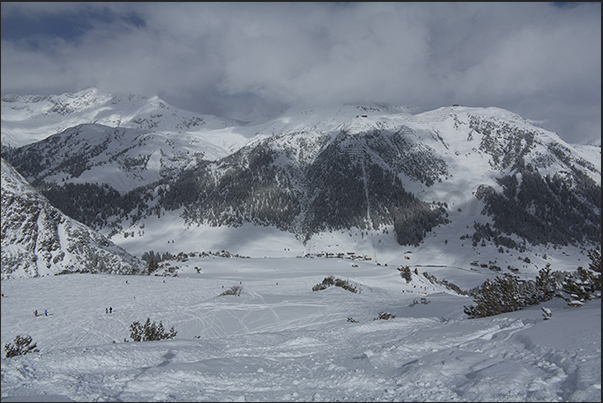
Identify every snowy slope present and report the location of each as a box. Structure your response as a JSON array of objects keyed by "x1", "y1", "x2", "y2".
[{"x1": 1, "y1": 256, "x2": 600, "y2": 402}]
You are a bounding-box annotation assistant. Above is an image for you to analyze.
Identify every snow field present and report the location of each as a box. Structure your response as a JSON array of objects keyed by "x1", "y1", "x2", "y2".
[{"x1": 1, "y1": 256, "x2": 600, "y2": 402}]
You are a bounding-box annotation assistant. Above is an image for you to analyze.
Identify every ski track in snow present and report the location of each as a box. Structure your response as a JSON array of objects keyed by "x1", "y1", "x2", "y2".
[{"x1": 1, "y1": 257, "x2": 600, "y2": 402}]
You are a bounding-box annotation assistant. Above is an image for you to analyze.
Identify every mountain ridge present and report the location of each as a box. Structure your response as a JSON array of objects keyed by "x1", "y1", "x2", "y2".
[{"x1": 1, "y1": 88, "x2": 600, "y2": 278}]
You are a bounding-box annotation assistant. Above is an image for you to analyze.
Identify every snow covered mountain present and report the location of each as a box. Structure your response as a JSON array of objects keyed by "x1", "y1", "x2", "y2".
[
  {"x1": 0, "y1": 87, "x2": 242, "y2": 141},
  {"x1": 1, "y1": 87, "x2": 247, "y2": 151},
  {"x1": 1, "y1": 89, "x2": 601, "y2": 278},
  {"x1": 1, "y1": 158, "x2": 144, "y2": 278}
]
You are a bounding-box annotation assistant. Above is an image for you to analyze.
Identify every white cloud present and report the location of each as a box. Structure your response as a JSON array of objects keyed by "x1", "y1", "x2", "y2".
[{"x1": 1, "y1": 2, "x2": 600, "y2": 143}]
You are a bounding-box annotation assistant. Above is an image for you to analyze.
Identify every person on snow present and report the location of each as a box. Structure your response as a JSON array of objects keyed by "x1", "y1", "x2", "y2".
[
  {"x1": 106, "y1": 308, "x2": 108, "y2": 314},
  {"x1": 34, "y1": 310, "x2": 38, "y2": 317},
  {"x1": 44, "y1": 310, "x2": 48, "y2": 316},
  {"x1": 109, "y1": 307, "x2": 113, "y2": 313}
]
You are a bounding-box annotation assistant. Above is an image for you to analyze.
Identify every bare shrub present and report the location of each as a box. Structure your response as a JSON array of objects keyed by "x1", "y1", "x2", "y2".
[
  {"x1": 373, "y1": 311, "x2": 396, "y2": 320},
  {"x1": 4, "y1": 335, "x2": 39, "y2": 358}
]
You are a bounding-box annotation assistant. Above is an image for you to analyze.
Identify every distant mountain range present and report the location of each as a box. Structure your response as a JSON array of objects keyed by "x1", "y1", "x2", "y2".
[{"x1": 2, "y1": 88, "x2": 600, "y2": 278}]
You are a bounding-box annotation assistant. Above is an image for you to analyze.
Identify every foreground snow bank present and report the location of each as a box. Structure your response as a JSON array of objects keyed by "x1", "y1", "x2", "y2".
[{"x1": 1, "y1": 257, "x2": 600, "y2": 402}]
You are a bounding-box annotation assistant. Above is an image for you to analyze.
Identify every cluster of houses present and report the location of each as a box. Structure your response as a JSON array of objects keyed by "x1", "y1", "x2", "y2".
[{"x1": 301, "y1": 252, "x2": 373, "y2": 261}]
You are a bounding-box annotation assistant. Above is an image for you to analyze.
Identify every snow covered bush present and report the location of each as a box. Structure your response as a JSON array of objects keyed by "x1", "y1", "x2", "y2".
[
  {"x1": 373, "y1": 311, "x2": 396, "y2": 320},
  {"x1": 312, "y1": 276, "x2": 359, "y2": 293},
  {"x1": 464, "y1": 257, "x2": 600, "y2": 319},
  {"x1": 588, "y1": 249, "x2": 601, "y2": 274},
  {"x1": 219, "y1": 285, "x2": 243, "y2": 296},
  {"x1": 334, "y1": 277, "x2": 359, "y2": 293},
  {"x1": 422, "y1": 271, "x2": 469, "y2": 295},
  {"x1": 312, "y1": 276, "x2": 335, "y2": 291},
  {"x1": 4, "y1": 335, "x2": 39, "y2": 358},
  {"x1": 464, "y1": 267, "x2": 557, "y2": 319},
  {"x1": 129, "y1": 318, "x2": 177, "y2": 342},
  {"x1": 400, "y1": 266, "x2": 412, "y2": 283}
]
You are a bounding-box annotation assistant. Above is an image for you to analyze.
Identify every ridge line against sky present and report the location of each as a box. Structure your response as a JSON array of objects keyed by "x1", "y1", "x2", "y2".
[{"x1": 1, "y1": 2, "x2": 601, "y2": 144}]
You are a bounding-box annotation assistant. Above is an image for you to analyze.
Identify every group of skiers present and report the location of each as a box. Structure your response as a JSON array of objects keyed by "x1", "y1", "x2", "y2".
[
  {"x1": 33, "y1": 307, "x2": 115, "y2": 316},
  {"x1": 33, "y1": 310, "x2": 48, "y2": 317},
  {"x1": 24, "y1": 276, "x2": 170, "y2": 319}
]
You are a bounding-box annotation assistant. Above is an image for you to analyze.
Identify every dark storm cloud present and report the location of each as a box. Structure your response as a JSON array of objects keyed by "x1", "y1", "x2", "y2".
[{"x1": 1, "y1": 2, "x2": 600, "y2": 143}]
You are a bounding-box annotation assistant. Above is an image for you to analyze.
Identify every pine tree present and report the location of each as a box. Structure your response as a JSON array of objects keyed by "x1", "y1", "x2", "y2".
[
  {"x1": 401, "y1": 266, "x2": 412, "y2": 283},
  {"x1": 562, "y1": 275, "x2": 591, "y2": 303},
  {"x1": 464, "y1": 274, "x2": 525, "y2": 318},
  {"x1": 129, "y1": 318, "x2": 177, "y2": 342},
  {"x1": 561, "y1": 250, "x2": 601, "y2": 304},
  {"x1": 533, "y1": 264, "x2": 557, "y2": 303},
  {"x1": 587, "y1": 249, "x2": 601, "y2": 291},
  {"x1": 147, "y1": 259, "x2": 159, "y2": 274}
]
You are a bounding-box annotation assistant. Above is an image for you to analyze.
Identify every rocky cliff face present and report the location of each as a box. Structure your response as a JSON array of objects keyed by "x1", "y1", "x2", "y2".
[{"x1": 1, "y1": 158, "x2": 144, "y2": 278}]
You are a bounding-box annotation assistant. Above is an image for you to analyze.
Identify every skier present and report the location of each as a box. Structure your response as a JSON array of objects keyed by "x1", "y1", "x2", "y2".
[
  {"x1": 44, "y1": 310, "x2": 48, "y2": 316},
  {"x1": 109, "y1": 307, "x2": 113, "y2": 313},
  {"x1": 34, "y1": 310, "x2": 38, "y2": 317},
  {"x1": 106, "y1": 308, "x2": 108, "y2": 314}
]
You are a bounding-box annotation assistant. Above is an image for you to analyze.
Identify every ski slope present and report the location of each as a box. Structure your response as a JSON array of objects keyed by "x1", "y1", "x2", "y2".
[{"x1": 1, "y1": 255, "x2": 600, "y2": 402}]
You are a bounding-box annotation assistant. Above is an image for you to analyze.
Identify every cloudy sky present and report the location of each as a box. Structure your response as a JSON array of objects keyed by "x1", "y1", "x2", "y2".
[{"x1": 1, "y1": 2, "x2": 600, "y2": 144}]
